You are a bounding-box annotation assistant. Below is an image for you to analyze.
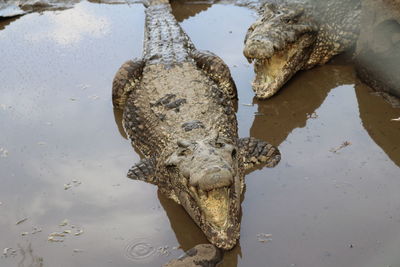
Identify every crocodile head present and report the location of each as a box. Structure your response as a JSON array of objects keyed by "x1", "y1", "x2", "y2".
[
  {"x1": 165, "y1": 134, "x2": 242, "y2": 250},
  {"x1": 244, "y1": 3, "x2": 318, "y2": 99}
]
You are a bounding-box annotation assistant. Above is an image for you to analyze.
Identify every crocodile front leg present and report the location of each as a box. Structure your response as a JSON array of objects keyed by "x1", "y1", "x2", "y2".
[
  {"x1": 127, "y1": 157, "x2": 158, "y2": 185},
  {"x1": 128, "y1": 158, "x2": 180, "y2": 203},
  {"x1": 239, "y1": 137, "x2": 280, "y2": 169},
  {"x1": 191, "y1": 50, "x2": 237, "y2": 99},
  {"x1": 112, "y1": 59, "x2": 146, "y2": 110}
]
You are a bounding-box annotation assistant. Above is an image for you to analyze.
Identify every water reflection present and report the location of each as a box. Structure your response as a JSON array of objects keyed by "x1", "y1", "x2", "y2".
[
  {"x1": 355, "y1": 81, "x2": 400, "y2": 167},
  {"x1": 16, "y1": 243, "x2": 43, "y2": 267},
  {"x1": 157, "y1": 191, "x2": 208, "y2": 250},
  {"x1": 24, "y1": 4, "x2": 110, "y2": 45},
  {"x1": 171, "y1": 0, "x2": 212, "y2": 22},
  {"x1": 250, "y1": 61, "x2": 355, "y2": 146},
  {"x1": 0, "y1": 15, "x2": 20, "y2": 31}
]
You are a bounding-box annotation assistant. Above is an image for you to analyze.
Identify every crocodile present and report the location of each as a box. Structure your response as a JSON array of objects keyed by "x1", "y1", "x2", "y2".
[
  {"x1": 243, "y1": 0, "x2": 361, "y2": 99},
  {"x1": 112, "y1": 0, "x2": 280, "y2": 250}
]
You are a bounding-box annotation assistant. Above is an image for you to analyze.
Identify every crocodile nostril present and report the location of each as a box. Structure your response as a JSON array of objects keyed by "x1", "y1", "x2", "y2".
[
  {"x1": 231, "y1": 148, "x2": 237, "y2": 159},
  {"x1": 211, "y1": 166, "x2": 220, "y2": 172}
]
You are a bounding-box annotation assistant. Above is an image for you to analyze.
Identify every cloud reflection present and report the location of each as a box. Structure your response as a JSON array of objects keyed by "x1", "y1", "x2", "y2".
[{"x1": 25, "y1": 4, "x2": 110, "y2": 45}]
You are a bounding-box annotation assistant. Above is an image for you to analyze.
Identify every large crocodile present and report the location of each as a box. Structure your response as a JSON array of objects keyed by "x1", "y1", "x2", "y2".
[
  {"x1": 112, "y1": 0, "x2": 280, "y2": 249},
  {"x1": 243, "y1": 0, "x2": 361, "y2": 99}
]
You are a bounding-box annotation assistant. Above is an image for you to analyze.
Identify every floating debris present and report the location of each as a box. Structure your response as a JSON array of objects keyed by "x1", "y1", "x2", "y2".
[
  {"x1": 37, "y1": 142, "x2": 47, "y2": 146},
  {"x1": 59, "y1": 219, "x2": 69, "y2": 227},
  {"x1": 69, "y1": 98, "x2": 77, "y2": 101},
  {"x1": 49, "y1": 232, "x2": 66, "y2": 237},
  {"x1": 64, "y1": 180, "x2": 81, "y2": 190},
  {"x1": 48, "y1": 236, "x2": 64, "y2": 242},
  {"x1": 3, "y1": 247, "x2": 17, "y2": 257},
  {"x1": 89, "y1": 95, "x2": 99, "y2": 100},
  {"x1": 74, "y1": 229, "x2": 84, "y2": 236},
  {"x1": 157, "y1": 246, "x2": 170, "y2": 256},
  {"x1": 21, "y1": 232, "x2": 29, "y2": 236},
  {"x1": 3, "y1": 248, "x2": 10, "y2": 256},
  {"x1": 64, "y1": 183, "x2": 73, "y2": 190},
  {"x1": 16, "y1": 218, "x2": 28, "y2": 225},
  {"x1": 307, "y1": 112, "x2": 318, "y2": 119},
  {"x1": 48, "y1": 220, "x2": 84, "y2": 243},
  {"x1": 257, "y1": 233, "x2": 272, "y2": 243},
  {"x1": 72, "y1": 180, "x2": 82, "y2": 186},
  {"x1": 329, "y1": 141, "x2": 351, "y2": 153},
  {"x1": 0, "y1": 148, "x2": 9, "y2": 158},
  {"x1": 73, "y1": 249, "x2": 84, "y2": 253},
  {"x1": 31, "y1": 227, "x2": 42, "y2": 234},
  {"x1": 391, "y1": 117, "x2": 400, "y2": 122},
  {"x1": 78, "y1": 84, "x2": 90, "y2": 90}
]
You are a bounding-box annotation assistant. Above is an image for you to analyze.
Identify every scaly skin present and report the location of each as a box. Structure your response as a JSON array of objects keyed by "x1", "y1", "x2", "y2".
[
  {"x1": 112, "y1": 0, "x2": 280, "y2": 250},
  {"x1": 244, "y1": 0, "x2": 361, "y2": 99}
]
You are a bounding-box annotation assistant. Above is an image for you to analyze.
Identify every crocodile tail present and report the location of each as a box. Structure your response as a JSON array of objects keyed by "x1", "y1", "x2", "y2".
[{"x1": 143, "y1": 0, "x2": 169, "y2": 7}]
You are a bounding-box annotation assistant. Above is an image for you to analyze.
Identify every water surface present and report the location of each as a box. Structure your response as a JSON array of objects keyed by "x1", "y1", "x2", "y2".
[{"x1": 1, "y1": 1, "x2": 399, "y2": 267}]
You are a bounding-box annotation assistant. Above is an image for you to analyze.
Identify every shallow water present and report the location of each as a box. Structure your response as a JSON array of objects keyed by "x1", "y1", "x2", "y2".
[{"x1": 0, "y1": 1, "x2": 399, "y2": 267}]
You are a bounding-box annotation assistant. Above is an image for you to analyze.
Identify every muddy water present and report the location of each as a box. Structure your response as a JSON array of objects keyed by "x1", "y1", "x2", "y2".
[{"x1": 0, "y1": 1, "x2": 399, "y2": 267}]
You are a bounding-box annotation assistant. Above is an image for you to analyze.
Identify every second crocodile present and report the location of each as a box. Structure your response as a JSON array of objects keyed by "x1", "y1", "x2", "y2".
[{"x1": 243, "y1": 0, "x2": 361, "y2": 99}]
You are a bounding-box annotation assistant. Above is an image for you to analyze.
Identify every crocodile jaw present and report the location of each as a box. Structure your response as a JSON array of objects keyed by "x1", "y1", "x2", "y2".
[
  {"x1": 249, "y1": 34, "x2": 315, "y2": 99},
  {"x1": 179, "y1": 183, "x2": 241, "y2": 250}
]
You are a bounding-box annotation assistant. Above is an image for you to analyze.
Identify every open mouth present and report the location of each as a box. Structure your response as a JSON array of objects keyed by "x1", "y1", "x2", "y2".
[
  {"x1": 250, "y1": 35, "x2": 315, "y2": 99},
  {"x1": 190, "y1": 187, "x2": 230, "y2": 229},
  {"x1": 179, "y1": 183, "x2": 239, "y2": 249},
  {"x1": 252, "y1": 44, "x2": 299, "y2": 99}
]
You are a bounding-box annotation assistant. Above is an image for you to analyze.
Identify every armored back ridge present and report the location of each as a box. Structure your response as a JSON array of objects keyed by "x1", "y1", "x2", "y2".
[
  {"x1": 112, "y1": 0, "x2": 280, "y2": 249},
  {"x1": 143, "y1": 2, "x2": 193, "y2": 65}
]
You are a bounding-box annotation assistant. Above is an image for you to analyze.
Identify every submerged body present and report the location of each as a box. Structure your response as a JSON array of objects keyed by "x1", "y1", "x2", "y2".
[
  {"x1": 113, "y1": 0, "x2": 280, "y2": 249},
  {"x1": 244, "y1": 0, "x2": 361, "y2": 99}
]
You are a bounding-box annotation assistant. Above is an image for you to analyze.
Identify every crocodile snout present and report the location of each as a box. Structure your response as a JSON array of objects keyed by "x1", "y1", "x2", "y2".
[{"x1": 189, "y1": 165, "x2": 233, "y2": 191}]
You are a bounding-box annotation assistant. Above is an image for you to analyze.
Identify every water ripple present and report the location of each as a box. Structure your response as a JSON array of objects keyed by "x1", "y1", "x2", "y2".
[{"x1": 124, "y1": 238, "x2": 156, "y2": 261}]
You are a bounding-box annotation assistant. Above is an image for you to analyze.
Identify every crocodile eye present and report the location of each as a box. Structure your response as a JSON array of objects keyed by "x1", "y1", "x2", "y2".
[{"x1": 215, "y1": 142, "x2": 225, "y2": 148}]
